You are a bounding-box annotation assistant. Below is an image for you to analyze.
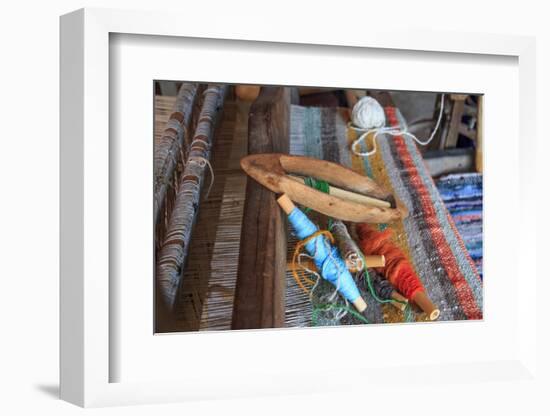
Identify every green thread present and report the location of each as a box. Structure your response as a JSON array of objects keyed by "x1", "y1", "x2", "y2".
[
  {"x1": 300, "y1": 178, "x2": 412, "y2": 323},
  {"x1": 403, "y1": 303, "x2": 415, "y2": 322},
  {"x1": 303, "y1": 177, "x2": 330, "y2": 213},
  {"x1": 302, "y1": 176, "x2": 398, "y2": 326},
  {"x1": 357, "y1": 250, "x2": 411, "y2": 323},
  {"x1": 357, "y1": 251, "x2": 395, "y2": 305},
  {"x1": 304, "y1": 176, "x2": 330, "y2": 194},
  {"x1": 312, "y1": 302, "x2": 369, "y2": 326}
]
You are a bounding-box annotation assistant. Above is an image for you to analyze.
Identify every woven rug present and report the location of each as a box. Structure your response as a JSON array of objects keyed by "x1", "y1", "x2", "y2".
[
  {"x1": 286, "y1": 105, "x2": 483, "y2": 325},
  {"x1": 436, "y1": 173, "x2": 483, "y2": 279}
]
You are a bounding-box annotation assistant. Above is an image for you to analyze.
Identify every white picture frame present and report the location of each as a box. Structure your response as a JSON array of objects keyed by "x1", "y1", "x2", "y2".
[{"x1": 60, "y1": 7, "x2": 539, "y2": 408}]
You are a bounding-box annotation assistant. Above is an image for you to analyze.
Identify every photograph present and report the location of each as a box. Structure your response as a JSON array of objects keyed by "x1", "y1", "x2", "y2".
[
  {"x1": 153, "y1": 82, "x2": 483, "y2": 333},
  {"x1": 153, "y1": 80, "x2": 483, "y2": 333}
]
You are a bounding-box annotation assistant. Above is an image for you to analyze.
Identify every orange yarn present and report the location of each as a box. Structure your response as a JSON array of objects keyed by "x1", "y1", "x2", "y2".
[
  {"x1": 356, "y1": 224, "x2": 425, "y2": 300},
  {"x1": 290, "y1": 230, "x2": 335, "y2": 295}
]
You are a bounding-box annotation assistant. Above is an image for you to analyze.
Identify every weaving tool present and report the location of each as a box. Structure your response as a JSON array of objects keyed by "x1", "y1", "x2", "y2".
[
  {"x1": 278, "y1": 194, "x2": 368, "y2": 314},
  {"x1": 241, "y1": 153, "x2": 407, "y2": 223},
  {"x1": 288, "y1": 255, "x2": 385, "y2": 272},
  {"x1": 360, "y1": 270, "x2": 409, "y2": 312},
  {"x1": 357, "y1": 224, "x2": 440, "y2": 320},
  {"x1": 157, "y1": 85, "x2": 228, "y2": 310}
]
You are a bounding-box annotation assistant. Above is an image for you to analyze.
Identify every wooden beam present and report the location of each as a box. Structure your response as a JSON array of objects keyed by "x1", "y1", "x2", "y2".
[
  {"x1": 476, "y1": 95, "x2": 483, "y2": 173},
  {"x1": 423, "y1": 148, "x2": 475, "y2": 177},
  {"x1": 232, "y1": 87, "x2": 290, "y2": 329},
  {"x1": 156, "y1": 85, "x2": 227, "y2": 311},
  {"x1": 444, "y1": 94, "x2": 468, "y2": 148}
]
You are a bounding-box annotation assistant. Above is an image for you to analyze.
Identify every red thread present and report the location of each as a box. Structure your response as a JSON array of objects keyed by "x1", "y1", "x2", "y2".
[
  {"x1": 384, "y1": 106, "x2": 482, "y2": 319},
  {"x1": 356, "y1": 224, "x2": 425, "y2": 300}
]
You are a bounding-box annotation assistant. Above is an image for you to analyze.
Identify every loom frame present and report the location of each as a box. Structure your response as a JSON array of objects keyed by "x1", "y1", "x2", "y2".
[{"x1": 60, "y1": 7, "x2": 539, "y2": 407}]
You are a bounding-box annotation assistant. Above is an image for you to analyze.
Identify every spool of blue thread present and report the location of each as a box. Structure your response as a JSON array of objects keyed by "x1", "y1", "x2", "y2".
[{"x1": 284, "y1": 199, "x2": 363, "y2": 306}]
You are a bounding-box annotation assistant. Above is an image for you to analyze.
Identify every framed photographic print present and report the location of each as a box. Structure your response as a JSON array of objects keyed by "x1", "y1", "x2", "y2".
[{"x1": 60, "y1": 7, "x2": 538, "y2": 408}]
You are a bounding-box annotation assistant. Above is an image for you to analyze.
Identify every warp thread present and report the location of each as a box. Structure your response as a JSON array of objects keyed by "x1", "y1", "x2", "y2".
[
  {"x1": 349, "y1": 94, "x2": 445, "y2": 157},
  {"x1": 156, "y1": 84, "x2": 227, "y2": 309},
  {"x1": 311, "y1": 302, "x2": 369, "y2": 326},
  {"x1": 356, "y1": 223, "x2": 425, "y2": 300}
]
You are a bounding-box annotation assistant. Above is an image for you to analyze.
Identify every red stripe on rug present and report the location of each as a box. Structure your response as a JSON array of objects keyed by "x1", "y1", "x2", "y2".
[
  {"x1": 386, "y1": 107, "x2": 482, "y2": 319},
  {"x1": 388, "y1": 108, "x2": 482, "y2": 284}
]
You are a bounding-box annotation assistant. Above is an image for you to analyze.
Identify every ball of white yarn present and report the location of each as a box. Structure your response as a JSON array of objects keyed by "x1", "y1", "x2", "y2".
[{"x1": 351, "y1": 96, "x2": 386, "y2": 130}]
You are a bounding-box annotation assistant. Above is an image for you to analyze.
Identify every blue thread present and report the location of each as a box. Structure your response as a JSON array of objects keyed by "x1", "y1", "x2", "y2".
[{"x1": 288, "y1": 207, "x2": 361, "y2": 302}]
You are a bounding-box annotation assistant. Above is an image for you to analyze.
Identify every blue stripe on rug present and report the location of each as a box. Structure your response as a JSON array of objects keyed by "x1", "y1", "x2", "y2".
[{"x1": 436, "y1": 173, "x2": 483, "y2": 279}]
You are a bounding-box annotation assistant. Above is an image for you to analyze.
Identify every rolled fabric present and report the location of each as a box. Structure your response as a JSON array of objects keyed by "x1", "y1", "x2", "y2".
[{"x1": 287, "y1": 205, "x2": 361, "y2": 304}]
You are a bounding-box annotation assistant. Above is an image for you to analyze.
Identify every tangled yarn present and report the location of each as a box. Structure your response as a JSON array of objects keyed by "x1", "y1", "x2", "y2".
[
  {"x1": 288, "y1": 206, "x2": 361, "y2": 304},
  {"x1": 360, "y1": 269, "x2": 394, "y2": 300},
  {"x1": 356, "y1": 224, "x2": 425, "y2": 300}
]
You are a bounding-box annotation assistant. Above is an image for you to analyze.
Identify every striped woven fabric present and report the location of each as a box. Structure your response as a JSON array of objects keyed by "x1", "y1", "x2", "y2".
[
  {"x1": 436, "y1": 173, "x2": 483, "y2": 279},
  {"x1": 286, "y1": 105, "x2": 483, "y2": 325}
]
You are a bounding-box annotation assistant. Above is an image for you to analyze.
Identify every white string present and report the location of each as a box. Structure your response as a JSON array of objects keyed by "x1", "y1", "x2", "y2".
[
  {"x1": 350, "y1": 94, "x2": 445, "y2": 157},
  {"x1": 188, "y1": 156, "x2": 215, "y2": 199}
]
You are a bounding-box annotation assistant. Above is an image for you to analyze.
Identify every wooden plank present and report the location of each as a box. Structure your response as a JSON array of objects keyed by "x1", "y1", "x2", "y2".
[
  {"x1": 423, "y1": 148, "x2": 475, "y2": 177},
  {"x1": 476, "y1": 95, "x2": 483, "y2": 173},
  {"x1": 444, "y1": 94, "x2": 468, "y2": 148},
  {"x1": 232, "y1": 87, "x2": 290, "y2": 329}
]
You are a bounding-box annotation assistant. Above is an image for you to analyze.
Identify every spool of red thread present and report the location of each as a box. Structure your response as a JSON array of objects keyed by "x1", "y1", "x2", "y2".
[{"x1": 356, "y1": 224, "x2": 440, "y2": 320}]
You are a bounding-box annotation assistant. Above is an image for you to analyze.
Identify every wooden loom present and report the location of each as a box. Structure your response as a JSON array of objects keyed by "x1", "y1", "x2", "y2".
[
  {"x1": 155, "y1": 85, "x2": 421, "y2": 331},
  {"x1": 156, "y1": 86, "x2": 452, "y2": 332}
]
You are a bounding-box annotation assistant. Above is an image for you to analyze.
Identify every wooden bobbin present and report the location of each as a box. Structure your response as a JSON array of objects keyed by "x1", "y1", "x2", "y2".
[
  {"x1": 412, "y1": 291, "x2": 440, "y2": 321},
  {"x1": 289, "y1": 255, "x2": 385, "y2": 273},
  {"x1": 277, "y1": 194, "x2": 369, "y2": 314},
  {"x1": 352, "y1": 297, "x2": 367, "y2": 313},
  {"x1": 390, "y1": 291, "x2": 408, "y2": 312},
  {"x1": 277, "y1": 193, "x2": 295, "y2": 215}
]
